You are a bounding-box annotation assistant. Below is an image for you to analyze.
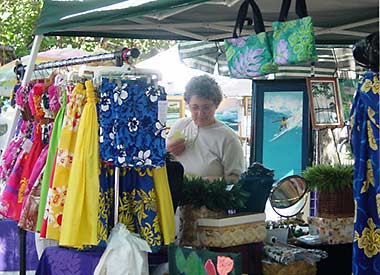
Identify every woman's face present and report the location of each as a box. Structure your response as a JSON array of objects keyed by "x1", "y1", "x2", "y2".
[{"x1": 188, "y1": 95, "x2": 217, "y2": 127}]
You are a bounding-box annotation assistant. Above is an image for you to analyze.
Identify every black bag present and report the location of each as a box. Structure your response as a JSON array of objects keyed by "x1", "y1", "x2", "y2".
[
  {"x1": 237, "y1": 162, "x2": 274, "y2": 213},
  {"x1": 166, "y1": 153, "x2": 184, "y2": 210},
  {"x1": 353, "y1": 31, "x2": 379, "y2": 72}
]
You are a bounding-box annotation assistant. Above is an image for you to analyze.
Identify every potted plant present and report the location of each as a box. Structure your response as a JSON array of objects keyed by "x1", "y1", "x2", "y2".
[
  {"x1": 302, "y1": 164, "x2": 354, "y2": 218},
  {"x1": 178, "y1": 176, "x2": 249, "y2": 246}
]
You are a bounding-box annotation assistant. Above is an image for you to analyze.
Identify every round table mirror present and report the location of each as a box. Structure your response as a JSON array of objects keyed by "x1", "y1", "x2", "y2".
[{"x1": 269, "y1": 175, "x2": 308, "y2": 218}]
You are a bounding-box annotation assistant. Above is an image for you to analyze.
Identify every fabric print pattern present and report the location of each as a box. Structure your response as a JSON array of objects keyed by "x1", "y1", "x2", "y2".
[
  {"x1": 275, "y1": 39, "x2": 289, "y2": 65},
  {"x1": 272, "y1": 16, "x2": 317, "y2": 65},
  {"x1": 0, "y1": 120, "x2": 32, "y2": 183},
  {"x1": 113, "y1": 83, "x2": 129, "y2": 105},
  {"x1": 350, "y1": 71, "x2": 379, "y2": 274},
  {"x1": 354, "y1": 218, "x2": 380, "y2": 258},
  {"x1": 99, "y1": 78, "x2": 166, "y2": 167},
  {"x1": 224, "y1": 32, "x2": 277, "y2": 79},
  {"x1": 0, "y1": 122, "x2": 45, "y2": 221},
  {"x1": 118, "y1": 167, "x2": 162, "y2": 253},
  {"x1": 97, "y1": 164, "x2": 115, "y2": 246}
]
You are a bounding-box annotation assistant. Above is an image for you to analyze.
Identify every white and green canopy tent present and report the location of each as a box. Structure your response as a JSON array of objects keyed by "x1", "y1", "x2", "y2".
[
  {"x1": 35, "y1": 0, "x2": 378, "y2": 43},
  {"x1": 23, "y1": 0, "x2": 378, "y2": 85}
]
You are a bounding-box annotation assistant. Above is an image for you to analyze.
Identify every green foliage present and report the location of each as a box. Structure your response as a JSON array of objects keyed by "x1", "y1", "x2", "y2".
[
  {"x1": 302, "y1": 164, "x2": 354, "y2": 191},
  {"x1": 180, "y1": 176, "x2": 249, "y2": 211},
  {"x1": 0, "y1": 0, "x2": 174, "y2": 60}
]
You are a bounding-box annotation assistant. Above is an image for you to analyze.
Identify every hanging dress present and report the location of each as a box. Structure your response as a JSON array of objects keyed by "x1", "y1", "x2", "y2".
[
  {"x1": 98, "y1": 77, "x2": 167, "y2": 252},
  {"x1": 351, "y1": 71, "x2": 380, "y2": 274},
  {"x1": 36, "y1": 88, "x2": 68, "y2": 232},
  {"x1": 152, "y1": 166, "x2": 175, "y2": 245},
  {"x1": 118, "y1": 167, "x2": 162, "y2": 253},
  {"x1": 0, "y1": 82, "x2": 47, "y2": 220},
  {"x1": 99, "y1": 78, "x2": 167, "y2": 167},
  {"x1": 0, "y1": 122, "x2": 37, "y2": 219},
  {"x1": 12, "y1": 83, "x2": 51, "y2": 221},
  {"x1": 59, "y1": 80, "x2": 100, "y2": 248},
  {"x1": 0, "y1": 120, "x2": 33, "y2": 186},
  {"x1": 19, "y1": 85, "x2": 59, "y2": 231},
  {"x1": 0, "y1": 83, "x2": 35, "y2": 190},
  {"x1": 97, "y1": 163, "x2": 116, "y2": 245},
  {"x1": 43, "y1": 83, "x2": 85, "y2": 240}
]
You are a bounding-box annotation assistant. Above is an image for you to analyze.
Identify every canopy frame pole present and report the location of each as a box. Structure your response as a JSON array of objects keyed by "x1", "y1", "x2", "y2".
[{"x1": 22, "y1": 35, "x2": 43, "y2": 86}]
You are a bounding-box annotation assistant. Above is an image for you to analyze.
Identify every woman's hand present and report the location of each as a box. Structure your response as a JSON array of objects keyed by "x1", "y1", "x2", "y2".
[{"x1": 166, "y1": 138, "x2": 186, "y2": 156}]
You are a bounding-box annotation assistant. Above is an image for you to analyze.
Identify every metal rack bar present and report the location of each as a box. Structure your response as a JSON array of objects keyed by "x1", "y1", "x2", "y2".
[{"x1": 34, "y1": 47, "x2": 140, "y2": 70}]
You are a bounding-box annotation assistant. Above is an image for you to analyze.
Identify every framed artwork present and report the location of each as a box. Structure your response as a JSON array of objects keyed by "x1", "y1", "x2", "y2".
[
  {"x1": 167, "y1": 96, "x2": 185, "y2": 128},
  {"x1": 251, "y1": 80, "x2": 311, "y2": 180},
  {"x1": 243, "y1": 96, "x2": 252, "y2": 117},
  {"x1": 215, "y1": 97, "x2": 240, "y2": 133},
  {"x1": 306, "y1": 77, "x2": 343, "y2": 129},
  {"x1": 251, "y1": 80, "x2": 311, "y2": 220}
]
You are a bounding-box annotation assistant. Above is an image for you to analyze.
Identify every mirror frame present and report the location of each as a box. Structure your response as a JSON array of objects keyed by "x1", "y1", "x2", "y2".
[{"x1": 269, "y1": 175, "x2": 308, "y2": 217}]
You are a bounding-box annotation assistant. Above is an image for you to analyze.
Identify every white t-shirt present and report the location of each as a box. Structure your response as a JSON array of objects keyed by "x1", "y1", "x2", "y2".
[{"x1": 168, "y1": 117, "x2": 245, "y2": 178}]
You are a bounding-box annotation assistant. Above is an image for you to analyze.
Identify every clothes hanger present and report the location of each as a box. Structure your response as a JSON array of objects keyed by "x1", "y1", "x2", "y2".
[{"x1": 90, "y1": 65, "x2": 162, "y2": 88}]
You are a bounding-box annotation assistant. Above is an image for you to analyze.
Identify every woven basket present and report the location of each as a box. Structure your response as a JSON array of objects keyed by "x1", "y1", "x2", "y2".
[
  {"x1": 262, "y1": 260, "x2": 316, "y2": 275},
  {"x1": 197, "y1": 220, "x2": 266, "y2": 248},
  {"x1": 178, "y1": 205, "x2": 225, "y2": 247},
  {"x1": 317, "y1": 188, "x2": 354, "y2": 218}
]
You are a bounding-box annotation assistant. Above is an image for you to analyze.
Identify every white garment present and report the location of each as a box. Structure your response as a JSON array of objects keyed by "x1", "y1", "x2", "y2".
[
  {"x1": 34, "y1": 233, "x2": 58, "y2": 259},
  {"x1": 94, "y1": 223, "x2": 151, "y2": 275},
  {"x1": 168, "y1": 117, "x2": 244, "y2": 178}
]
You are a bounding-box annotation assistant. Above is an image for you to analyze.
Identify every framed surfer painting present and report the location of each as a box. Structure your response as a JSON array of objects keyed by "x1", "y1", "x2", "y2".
[
  {"x1": 251, "y1": 80, "x2": 311, "y2": 220},
  {"x1": 306, "y1": 77, "x2": 344, "y2": 129},
  {"x1": 251, "y1": 80, "x2": 311, "y2": 181}
]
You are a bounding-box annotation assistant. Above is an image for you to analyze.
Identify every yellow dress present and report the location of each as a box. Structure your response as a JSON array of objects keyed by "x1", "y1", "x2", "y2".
[
  {"x1": 152, "y1": 166, "x2": 175, "y2": 245},
  {"x1": 45, "y1": 83, "x2": 86, "y2": 240},
  {"x1": 59, "y1": 80, "x2": 100, "y2": 248}
]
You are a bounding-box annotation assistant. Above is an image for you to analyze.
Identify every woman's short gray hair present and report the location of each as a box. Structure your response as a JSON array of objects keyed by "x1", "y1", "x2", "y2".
[{"x1": 184, "y1": 75, "x2": 223, "y2": 106}]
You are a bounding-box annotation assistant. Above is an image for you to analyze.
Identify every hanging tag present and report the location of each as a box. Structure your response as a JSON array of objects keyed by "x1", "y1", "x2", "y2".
[
  {"x1": 157, "y1": 100, "x2": 168, "y2": 124},
  {"x1": 22, "y1": 139, "x2": 33, "y2": 153}
]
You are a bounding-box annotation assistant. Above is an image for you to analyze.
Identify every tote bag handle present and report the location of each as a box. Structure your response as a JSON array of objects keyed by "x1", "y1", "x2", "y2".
[
  {"x1": 278, "y1": 0, "x2": 308, "y2": 22},
  {"x1": 232, "y1": 0, "x2": 266, "y2": 38}
]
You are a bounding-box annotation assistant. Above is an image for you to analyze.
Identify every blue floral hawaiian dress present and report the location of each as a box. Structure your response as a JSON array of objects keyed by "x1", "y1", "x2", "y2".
[
  {"x1": 350, "y1": 71, "x2": 380, "y2": 274},
  {"x1": 99, "y1": 78, "x2": 166, "y2": 167}
]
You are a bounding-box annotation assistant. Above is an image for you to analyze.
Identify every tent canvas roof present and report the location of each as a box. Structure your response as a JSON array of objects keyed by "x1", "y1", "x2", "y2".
[{"x1": 36, "y1": 0, "x2": 379, "y2": 44}]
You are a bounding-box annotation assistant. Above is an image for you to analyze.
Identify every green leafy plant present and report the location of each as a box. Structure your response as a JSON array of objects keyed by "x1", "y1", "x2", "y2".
[
  {"x1": 302, "y1": 164, "x2": 354, "y2": 191},
  {"x1": 179, "y1": 176, "x2": 249, "y2": 211}
]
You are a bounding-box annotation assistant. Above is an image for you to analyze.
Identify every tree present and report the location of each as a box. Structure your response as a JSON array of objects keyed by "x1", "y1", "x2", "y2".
[{"x1": 0, "y1": 0, "x2": 174, "y2": 60}]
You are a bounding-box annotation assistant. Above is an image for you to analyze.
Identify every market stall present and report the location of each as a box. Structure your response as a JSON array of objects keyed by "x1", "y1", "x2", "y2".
[{"x1": 1, "y1": 0, "x2": 378, "y2": 274}]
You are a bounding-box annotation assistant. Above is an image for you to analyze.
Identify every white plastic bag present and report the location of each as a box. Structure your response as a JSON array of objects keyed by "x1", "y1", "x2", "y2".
[{"x1": 94, "y1": 223, "x2": 152, "y2": 275}]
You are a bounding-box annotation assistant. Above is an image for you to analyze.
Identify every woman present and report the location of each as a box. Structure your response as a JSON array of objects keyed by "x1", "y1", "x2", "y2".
[{"x1": 166, "y1": 75, "x2": 244, "y2": 183}]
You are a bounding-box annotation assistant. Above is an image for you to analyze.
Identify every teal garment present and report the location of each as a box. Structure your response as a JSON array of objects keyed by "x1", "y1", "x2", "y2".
[
  {"x1": 225, "y1": 32, "x2": 278, "y2": 79},
  {"x1": 271, "y1": 16, "x2": 318, "y2": 65},
  {"x1": 36, "y1": 91, "x2": 67, "y2": 231},
  {"x1": 350, "y1": 71, "x2": 379, "y2": 274}
]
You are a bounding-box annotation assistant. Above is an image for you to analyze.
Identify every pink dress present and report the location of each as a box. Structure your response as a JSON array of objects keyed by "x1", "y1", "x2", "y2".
[
  {"x1": 0, "y1": 82, "x2": 49, "y2": 221},
  {"x1": 0, "y1": 120, "x2": 33, "y2": 183}
]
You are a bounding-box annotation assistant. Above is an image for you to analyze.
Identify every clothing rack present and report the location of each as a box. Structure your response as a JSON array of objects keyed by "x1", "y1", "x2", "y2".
[
  {"x1": 34, "y1": 47, "x2": 140, "y2": 70},
  {"x1": 16, "y1": 47, "x2": 141, "y2": 275}
]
